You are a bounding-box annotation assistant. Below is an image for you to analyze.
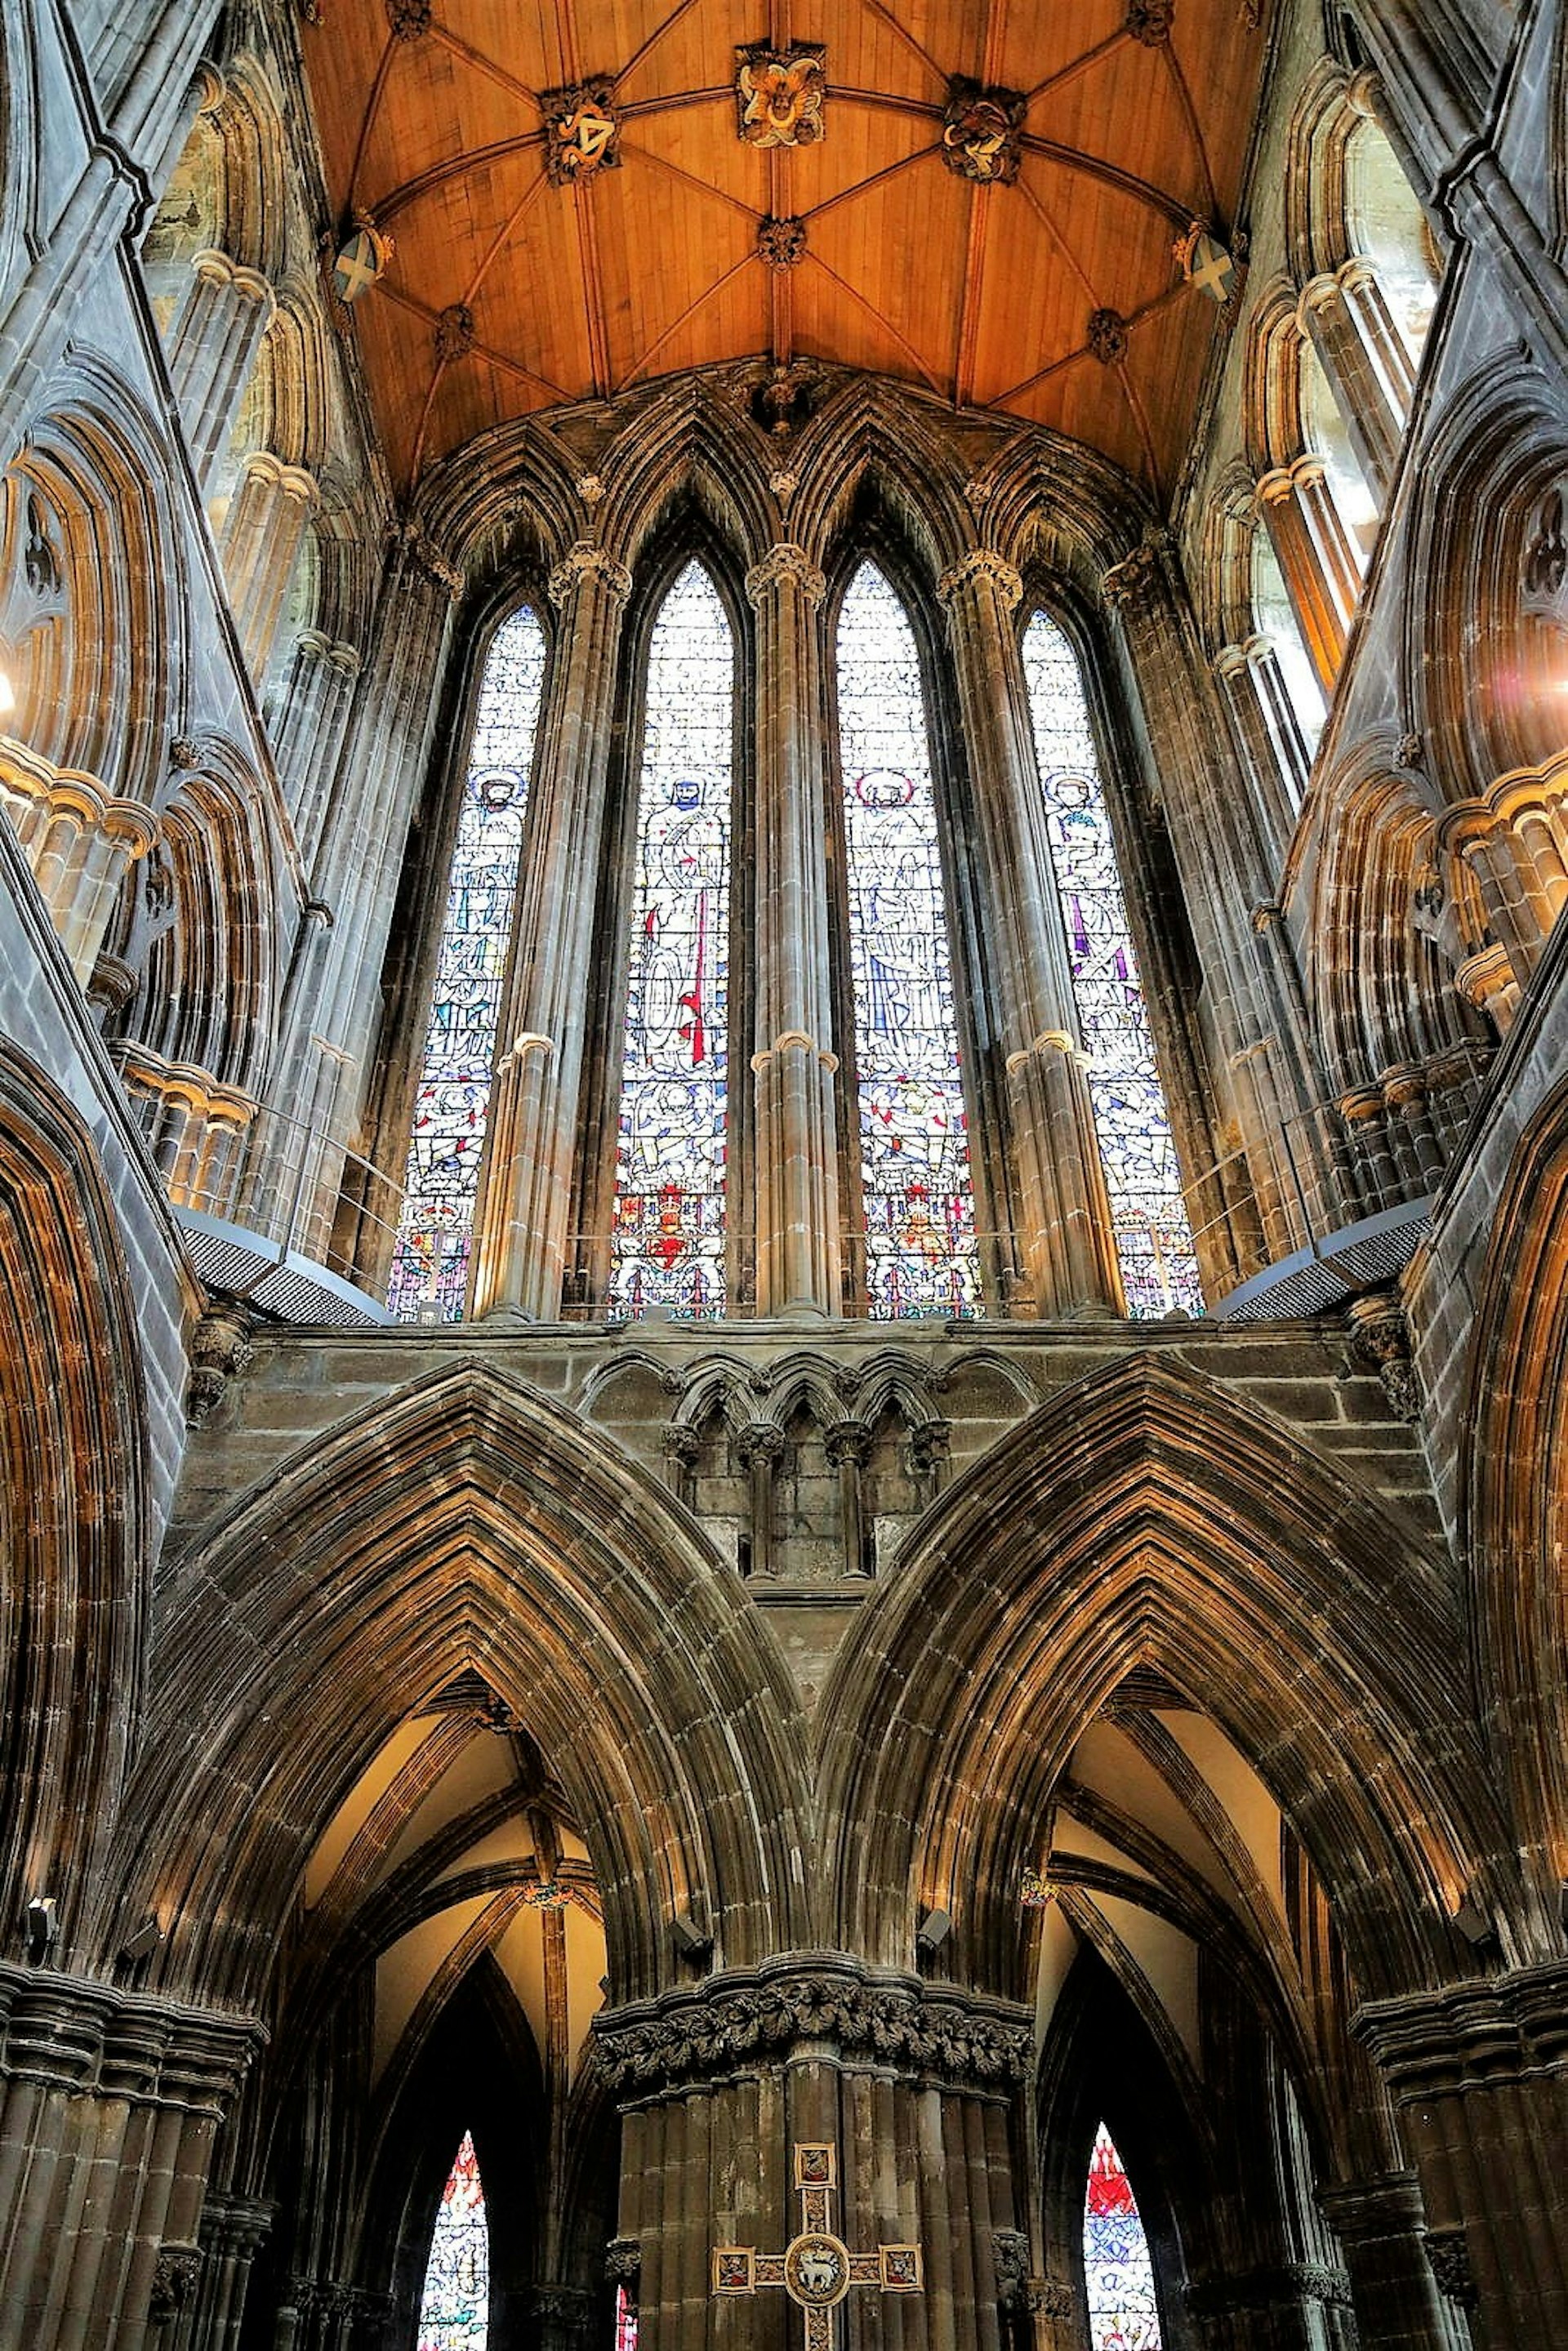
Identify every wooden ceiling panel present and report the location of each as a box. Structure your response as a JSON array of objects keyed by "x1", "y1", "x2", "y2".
[{"x1": 300, "y1": 0, "x2": 1274, "y2": 493}]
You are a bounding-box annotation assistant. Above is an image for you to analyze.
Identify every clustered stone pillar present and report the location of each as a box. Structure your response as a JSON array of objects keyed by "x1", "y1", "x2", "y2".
[
  {"x1": 1254, "y1": 458, "x2": 1362, "y2": 697},
  {"x1": 1437, "y1": 772, "x2": 1568, "y2": 1009},
  {"x1": 1316, "y1": 2171, "x2": 1463, "y2": 2351},
  {"x1": 1298, "y1": 263, "x2": 1414, "y2": 505},
  {"x1": 470, "y1": 541, "x2": 631, "y2": 1323},
  {"x1": 937, "y1": 550, "x2": 1122, "y2": 1317},
  {"x1": 1355, "y1": 1961, "x2": 1568, "y2": 2347},
  {"x1": 595, "y1": 1958, "x2": 1035, "y2": 2351},
  {"x1": 219, "y1": 454, "x2": 318, "y2": 680},
  {"x1": 1211, "y1": 636, "x2": 1312, "y2": 857},
  {"x1": 0, "y1": 745, "x2": 158, "y2": 987},
  {"x1": 744, "y1": 545, "x2": 843, "y2": 1320},
  {"x1": 266, "y1": 631, "x2": 364, "y2": 872},
  {"x1": 0, "y1": 1963, "x2": 261, "y2": 2351},
  {"x1": 163, "y1": 251, "x2": 276, "y2": 492}
]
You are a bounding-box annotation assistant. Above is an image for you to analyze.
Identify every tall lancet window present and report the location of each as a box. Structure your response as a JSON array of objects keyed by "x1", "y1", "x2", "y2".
[
  {"x1": 1084, "y1": 2123, "x2": 1162, "y2": 2350},
  {"x1": 837, "y1": 562, "x2": 979, "y2": 1317},
  {"x1": 608, "y1": 560, "x2": 733, "y2": 1318},
  {"x1": 417, "y1": 2131, "x2": 489, "y2": 2350},
  {"x1": 1022, "y1": 613, "x2": 1204, "y2": 1317},
  {"x1": 389, "y1": 607, "x2": 546, "y2": 1321}
]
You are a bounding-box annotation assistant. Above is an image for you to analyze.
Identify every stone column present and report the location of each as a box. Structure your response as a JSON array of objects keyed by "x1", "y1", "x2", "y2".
[
  {"x1": 0, "y1": 744, "x2": 158, "y2": 987},
  {"x1": 1212, "y1": 636, "x2": 1312, "y2": 857},
  {"x1": 163, "y1": 252, "x2": 276, "y2": 492},
  {"x1": 187, "y1": 2193, "x2": 273, "y2": 2351},
  {"x1": 1355, "y1": 1961, "x2": 1568, "y2": 2347},
  {"x1": 594, "y1": 1957, "x2": 1034, "y2": 2351},
  {"x1": 744, "y1": 545, "x2": 843, "y2": 1319},
  {"x1": 938, "y1": 550, "x2": 1121, "y2": 1317},
  {"x1": 1298, "y1": 265, "x2": 1411, "y2": 505},
  {"x1": 1255, "y1": 459, "x2": 1362, "y2": 697},
  {"x1": 265, "y1": 632, "x2": 364, "y2": 872},
  {"x1": 737, "y1": 1423, "x2": 784, "y2": 1583},
  {"x1": 824, "y1": 1419, "x2": 871, "y2": 1581},
  {"x1": 1317, "y1": 2171, "x2": 1463, "y2": 2351},
  {"x1": 470, "y1": 542, "x2": 631, "y2": 1323},
  {"x1": 220, "y1": 456, "x2": 318, "y2": 682}
]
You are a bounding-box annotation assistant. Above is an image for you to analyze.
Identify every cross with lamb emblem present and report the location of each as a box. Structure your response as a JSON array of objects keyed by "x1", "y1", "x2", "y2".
[{"x1": 712, "y1": 2143, "x2": 924, "y2": 2349}]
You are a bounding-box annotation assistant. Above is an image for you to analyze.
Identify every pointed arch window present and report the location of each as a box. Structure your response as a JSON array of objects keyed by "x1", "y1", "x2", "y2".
[
  {"x1": 417, "y1": 2131, "x2": 489, "y2": 2350},
  {"x1": 390, "y1": 602, "x2": 550, "y2": 1325},
  {"x1": 608, "y1": 560, "x2": 733, "y2": 1319},
  {"x1": 1084, "y1": 2123, "x2": 1161, "y2": 2350},
  {"x1": 389, "y1": 607, "x2": 547, "y2": 1321},
  {"x1": 837, "y1": 561, "x2": 979, "y2": 1317},
  {"x1": 1022, "y1": 614, "x2": 1203, "y2": 1316}
]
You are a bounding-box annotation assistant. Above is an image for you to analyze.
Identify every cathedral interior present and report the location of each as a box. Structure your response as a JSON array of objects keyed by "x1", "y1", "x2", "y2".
[{"x1": 2, "y1": 0, "x2": 1567, "y2": 2344}]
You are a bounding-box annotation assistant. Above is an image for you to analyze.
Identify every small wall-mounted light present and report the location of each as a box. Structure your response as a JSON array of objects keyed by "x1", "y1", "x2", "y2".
[
  {"x1": 24, "y1": 1896, "x2": 58, "y2": 1961},
  {"x1": 119, "y1": 1917, "x2": 164, "y2": 1966},
  {"x1": 672, "y1": 1912, "x2": 713, "y2": 1966},
  {"x1": 915, "y1": 1907, "x2": 951, "y2": 1957},
  {"x1": 1451, "y1": 1894, "x2": 1498, "y2": 1955}
]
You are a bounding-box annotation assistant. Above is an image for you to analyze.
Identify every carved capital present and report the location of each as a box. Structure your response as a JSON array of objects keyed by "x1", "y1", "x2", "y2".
[
  {"x1": 1101, "y1": 539, "x2": 1165, "y2": 612},
  {"x1": 604, "y1": 2237, "x2": 642, "y2": 2287},
  {"x1": 548, "y1": 541, "x2": 632, "y2": 608},
  {"x1": 823, "y1": 1418, "x2": 872, "y2": 1467},
  {"x1": 737, "y1": 1421, "x2": 786, "y2": 1469},
  {"x1": 937, "y1": 549, "x2": 1022, "y2": 611},
  {"x1": 149, "y1": 2246, "x2": 203, "y2": 2325},
  {"x1": 1345, "y1": 1290, "x2": 1419, "y2": 1422},
  {"x1": 186, "y1": 1306, "x2": 255, "y2": 1430},
  {"x1": 660, "y1": 1423, "x2": 702, "y2": 1467},
  {"x1": 745, "y1": 542, "x2": 826, "y2": 608},
  {"x1": 992, "y1": 2229, "x2": 1031, "y2": 2310},
  {"x1": 1423, "y1": 2228, "x2": 1477, "y2": 2308},
  {"x1": 1027, "y1": 2275, "x2": 1076, "y2": 2319}
]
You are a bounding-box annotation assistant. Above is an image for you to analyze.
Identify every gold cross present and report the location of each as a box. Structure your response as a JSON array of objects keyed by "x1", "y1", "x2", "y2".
[{"x1": 713, "y1": 2143, "x2": 923, "y2": 2351}]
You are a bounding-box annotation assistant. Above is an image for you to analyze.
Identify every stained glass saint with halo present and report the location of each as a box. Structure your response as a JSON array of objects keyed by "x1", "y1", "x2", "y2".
[
  {"x1": 388, "y1": 607, "x2": 546, "y2": 1322},
  {"x1": 1083, "y1": 2123, "x2": 1162, "y2": 2350},
  {"x1": 837, "y1": 561, "x2": 981, "y2": 1318},
  {"x1": 1021, "y1": 612, "x2": 1204, "y2": 1317},
  {"x1": 608, "y1": 560, "x2": 733, "y2": 1319},
  {"x1": 416, "y1": 2131, "x2": 489, "y2": 2351}
]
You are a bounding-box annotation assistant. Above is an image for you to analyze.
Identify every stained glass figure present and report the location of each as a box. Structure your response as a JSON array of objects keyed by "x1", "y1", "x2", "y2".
[
  {"x1": 417, "y1": 2131, "x2": 489, "y2": 2351},
  {"x1": 387, "y1": 608, "x2": 546, "y2": 1322},
  {"x1": 613, "y1": 2284, "x2": 639, "y2": 2350},
  {"x1": 837, "y1": 563, "x2": 980, "y2": 1318},
  {"x1": 1022, "y1": 613, "x2": 1204, "y2": 1317},
  {"x1": 1083, "y1": 2123, "x2": 1162, "y2": 2351},
  {"x1": 608, "y1": 561, "x2": 732, "y2": 1318}
]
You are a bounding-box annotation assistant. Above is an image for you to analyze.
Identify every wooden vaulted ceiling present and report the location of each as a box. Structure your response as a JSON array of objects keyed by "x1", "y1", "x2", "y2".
[{"x1": 301, "y1": 0, "x2": 1272, "y2": 496}]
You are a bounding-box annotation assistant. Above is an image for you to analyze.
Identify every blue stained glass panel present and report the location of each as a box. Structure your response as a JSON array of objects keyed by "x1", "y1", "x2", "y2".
[
  {"x1": 1084, "y1": 2122, "x2": 1162, "y2": 2351},
  {"x1": 1022, "y1": 612, "x2": 1204, "y2": 1317},
  {"x1": 608, "y1": 561, "x2": 732, "y2": 1319},
  {"x1": 388, "y1": 608, "x2": 546, "y2": 1322},
  {"x1": 838, "y1": 563, "x2": 979, "y2": 1318},
  {"x1": 417, "y1": 2131, "x2": 489, "y2": 2351}
]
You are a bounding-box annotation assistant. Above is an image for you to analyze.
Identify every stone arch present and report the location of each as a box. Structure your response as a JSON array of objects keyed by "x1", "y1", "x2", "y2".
[
  {"x1": 0, "y1": 1043, "x2": 147, "y2": 1948},
  {"x1": 1462, "y1": 1075, "x2": 1568, "y2": 1907},
  {"x1": 594, "y1": 378, "x2": 775, "y2": 580},
  {"x1": 791, "y1": 378, "x2": 973, "y2": 583},
  {"x1": 102, "y1": 1360, "x2": 813, "y2": 2011},
  {"x1": 818, "y1": 1353, "x2": 1531, "y2": 2001}
]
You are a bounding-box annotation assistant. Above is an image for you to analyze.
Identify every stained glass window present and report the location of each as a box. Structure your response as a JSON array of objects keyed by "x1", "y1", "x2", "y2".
[
  {"x1": 837, "y1": 562, "x2": 979, "y2": 1317},
  {"x1": 1022, "y1": 613, "x2": 1204, "y2": 1317},
  {"x1": 388, "y1": 608, "x2": 546, "y2": 1321},
  {"x1": 608, "y1": 561, "x2": 732, "y2": 1318},
  {"x1": 613, "y1": 2284, "x2": 638, "y2": 2349},
  {"x1": 1084, "y1": 2123, "x2": 1161, "y2": 2351},
  {"x1": 417, "y1": 2131, "x2": 489, "y2": 2351}
]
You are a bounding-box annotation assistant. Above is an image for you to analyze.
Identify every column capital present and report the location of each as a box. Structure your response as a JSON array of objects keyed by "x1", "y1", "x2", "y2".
[
  {"x1": 1353, "y1": 1958, "x2": 1568, "y2": 2098},
  {"x1": 241, "y1": 449, "x2": 318, "y2": 508},
  {"x1": 744, "y1": 541, "x2": 826, "y2": 608},
  {"x1": 1316, "y1": 2169, "x2": 1425, "y2": 2238},
  {"x1": 547, "y1": 539, "x2": 631, "y2": 609},
  {"x1": 937, "y1": 548, "x2": 1022, "y2": 611},
  {"x1": 1100, "y1": 537, "x2": 1166, "y2": 611}
]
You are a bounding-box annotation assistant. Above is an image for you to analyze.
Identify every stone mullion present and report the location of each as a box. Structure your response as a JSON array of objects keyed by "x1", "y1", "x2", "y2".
[
  {"x1": 163, "y1": 253, "x2": 276, "y2": 493},
  {"x1": 1317, "y1": 2173, "x2": 1460, "y2": 2351},
  {"x1": 1298, "y1": 273, "x2": 1405, "y2": 505},
  {"x1": 267, "y1": 634, "x2": 364, "y2": 871},
  {"x1": 744, "y1": 545, "x2": 842, "y2": 1320},
  {"x1": 1213, "y1": 640, "x2": 1310, "y2": 864},
  {"x1": 1255, "y1": 464, "x2": 1358, "y2": 697},
  {"x1": 470, "y1": 543, "x2": 630, "y2": 1323},
  {"x1": 938, "y1": 552, "x2": 1120, "y2": 1318},
  {"x1": 219, "y1": 456, "x2": 318, "y2": 682}
]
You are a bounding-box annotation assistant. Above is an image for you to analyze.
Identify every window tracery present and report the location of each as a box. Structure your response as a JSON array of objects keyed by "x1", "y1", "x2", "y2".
[
  {"x1": 608, "y1": 559, "x2": 733, "y2": 1319},
  {"x1": 388, "y1": 606, "x2": 546, "y2": 1321},
  {"x1": 1022, "y1": 613, "x2": 1203, "y2": 1316},
  {"x1": 1083, "y1": 2123, "x2": 1161, "y2": 2350},
  {"x1": 836, "y1": 561, "x2": 980, "y2": 1318},
  {"x1": 416, "y1": 2131, "x2": 489, "y2": 2351}
]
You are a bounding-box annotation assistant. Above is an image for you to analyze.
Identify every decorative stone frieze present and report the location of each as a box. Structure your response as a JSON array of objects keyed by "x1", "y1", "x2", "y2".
[{"x1": 594, "y1": 1957, "x2": 1034, "y2": 2099}]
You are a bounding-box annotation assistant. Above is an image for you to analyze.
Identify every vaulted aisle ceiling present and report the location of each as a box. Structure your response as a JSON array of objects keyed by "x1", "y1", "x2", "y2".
[{"x1": 301, "y1": 0, "x2": 1272, "y2": 494}]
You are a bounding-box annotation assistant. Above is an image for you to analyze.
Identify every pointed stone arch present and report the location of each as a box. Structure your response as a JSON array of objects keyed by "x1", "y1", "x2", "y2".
[
  {"x1": 818, "y1": 1352, "x2": 1530, "y2": 2000},
  {"x1": 103, "y1": 1359, "x2": 814, "y2": 2011}
]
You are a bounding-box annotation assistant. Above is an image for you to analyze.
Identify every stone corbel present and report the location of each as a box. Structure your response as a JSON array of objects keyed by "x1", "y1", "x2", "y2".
[{"x1": 186, "y1": 1303, "x2": 256, "y2": 1430}]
